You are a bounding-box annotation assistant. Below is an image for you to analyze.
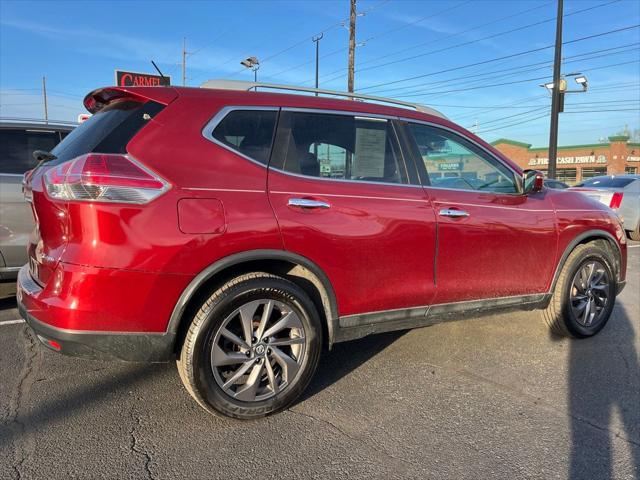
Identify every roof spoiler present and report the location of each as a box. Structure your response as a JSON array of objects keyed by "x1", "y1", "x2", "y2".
[{"x1": 83, "y1": 86, "x2": 178, "y2": 113}]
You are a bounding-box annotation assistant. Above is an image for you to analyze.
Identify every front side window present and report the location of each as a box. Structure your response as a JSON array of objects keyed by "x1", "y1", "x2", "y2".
[
  {"x1": 408, "y1": 123, "x2": 518, "y2": 194},
  {"x1": 211, "y1": 109, "x2": 277, "y2": 165},
  {"x1": 272, "y1": 111, "x2": 407, "y2": 184}
]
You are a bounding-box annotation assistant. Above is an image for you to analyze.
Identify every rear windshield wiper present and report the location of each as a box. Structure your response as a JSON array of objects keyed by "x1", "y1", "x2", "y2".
[{"x1": 32, "y1": 149, "x2": 57, "y2": 169}]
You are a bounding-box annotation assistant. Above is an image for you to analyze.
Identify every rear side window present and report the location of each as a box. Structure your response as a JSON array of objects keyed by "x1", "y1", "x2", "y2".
[
  {"x1": 271, "y1": 111, "x2": 407, "y2": 184},
  {"x1": 48, "y1": 100, "x2": 164, "y2": 167},
  {"x1": 0, "y1": 128, "x2": 63, "y2": 174},
  {"x1": 211, "y1": 110, "x2": 278, "y2": 165},
  {"x1": 575, "y1": 176, "x2": 637, "y2": 188}
]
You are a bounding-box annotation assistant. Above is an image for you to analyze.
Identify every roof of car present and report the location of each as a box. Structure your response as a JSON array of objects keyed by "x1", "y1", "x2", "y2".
[{"x1": 0, "y1": 118, "x2": 78, "y2": 130}]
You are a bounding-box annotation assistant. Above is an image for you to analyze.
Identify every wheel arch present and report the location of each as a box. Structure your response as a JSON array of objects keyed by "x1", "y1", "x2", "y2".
[
  {"x1": 550, "y1": 229, "x2": 623, "y2": 293},
  {"x1": 167, "y1": 250, "x2": 339, "y2": 351}
]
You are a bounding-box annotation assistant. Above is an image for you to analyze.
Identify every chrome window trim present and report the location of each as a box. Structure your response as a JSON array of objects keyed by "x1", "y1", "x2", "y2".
[
  {"x1": 399, "y1": 118, "x2": 524, "y2": 195},
  {"x1": 281, "y1": 106, "x2": 394, "y2": 121},
  {"x1": 201, "y1": 105, "x2": 280, "y2": 169}
]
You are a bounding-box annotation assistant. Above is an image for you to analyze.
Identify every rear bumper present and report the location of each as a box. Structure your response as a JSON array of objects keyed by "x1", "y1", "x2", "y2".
[{"x1": 17, "y1": 264, "x2": 178, "y2": 361}]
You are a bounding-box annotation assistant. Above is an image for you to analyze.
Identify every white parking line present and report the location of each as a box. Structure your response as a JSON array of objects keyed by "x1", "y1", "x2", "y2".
[
  {"x1": 628, "y1": 244, "x2": 640, "y2": 248},
  {"x1": 0, "y1": 319, "x2": 25, "y2": 326}
]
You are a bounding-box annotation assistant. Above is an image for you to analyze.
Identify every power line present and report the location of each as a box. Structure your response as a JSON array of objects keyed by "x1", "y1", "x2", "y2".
[
  {"x1": 366, "y1": 42, "x2": 640, "y2": 95},
  {"x1": 355, "y1": 23, "x2": 640, "y2": 92},
  {"x1": 393, "y1": 59, "x2": 639, "y2": 98},
  {"x1": 317, "y1": 0, "x2": 555, "y2": 83},
  {"x1": 264, "y1": 0, "x2": 473, "y2": 82},
  {"x1": 323, "y1": 0, "x2": 621, "y2": 85},
  {"x1": 477, "y1": 113, "x2": 551, "y2": 134}
]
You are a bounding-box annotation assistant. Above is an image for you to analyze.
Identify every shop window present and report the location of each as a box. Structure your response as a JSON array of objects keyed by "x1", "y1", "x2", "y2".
[
  {"x1": 625, "y1": 166, "x2": 638, "y2": 174},
  {"x1": 556, "y1": 168, "x2": 577, "y2": 185}
]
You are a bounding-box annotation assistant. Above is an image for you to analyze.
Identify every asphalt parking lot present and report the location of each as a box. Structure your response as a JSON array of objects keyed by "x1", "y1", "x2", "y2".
[{"x1": 1, "y1": 244, "x2": 638, "y2": 480}]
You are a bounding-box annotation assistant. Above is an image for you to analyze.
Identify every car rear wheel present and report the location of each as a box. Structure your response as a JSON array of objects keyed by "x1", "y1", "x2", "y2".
[
  {"x1": 177, "y1": 272, "x2": 322, "y2": 419},
  {"x1": 628, "y1": 223, "x2": 640, "y2": 241},
  {"x1": 542, "y1": 243, "x2": 616, "y2": 338}
]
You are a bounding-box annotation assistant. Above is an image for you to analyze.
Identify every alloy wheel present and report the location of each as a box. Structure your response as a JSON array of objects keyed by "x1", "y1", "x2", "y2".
[
  {"x1": 210, "y1": 299, "x2": 306, "y2": 402},
  {"x1": 569, "y1": 260, "x2": 610, "y2": 327}
]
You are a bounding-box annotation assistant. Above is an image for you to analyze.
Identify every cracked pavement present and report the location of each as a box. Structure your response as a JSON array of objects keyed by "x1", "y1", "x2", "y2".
[{"x1": 0, "y1": 244, "x2": 638, "y2": 479}]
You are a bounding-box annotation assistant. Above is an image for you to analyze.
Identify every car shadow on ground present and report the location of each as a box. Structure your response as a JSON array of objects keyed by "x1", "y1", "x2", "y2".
[
  {"x1": 566, "y1": 308, "x2": 640, "y2": 479},
  {"x1": 298, "y1": 329, "x2": 407, "y2": 403}
]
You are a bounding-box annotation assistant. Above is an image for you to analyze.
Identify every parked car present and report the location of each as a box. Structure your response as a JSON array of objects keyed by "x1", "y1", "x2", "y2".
[
  {"x1": 571, "y1": 174, "x2": 640, "y2": 240},
  {"x1": 544, "y1": 179, "x2": 569, "y2": 189},
  {"x1": 0, "y1": 120, "x2": 75, "y2": 281},
  {"x1": 17, "y1": 83, "x2": 628, "y2": 419}
]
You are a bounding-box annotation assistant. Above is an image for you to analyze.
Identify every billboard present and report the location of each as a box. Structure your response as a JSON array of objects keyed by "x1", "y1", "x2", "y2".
[{"x1": 115, "y1": 70, "x2": 170, "y2": 87}]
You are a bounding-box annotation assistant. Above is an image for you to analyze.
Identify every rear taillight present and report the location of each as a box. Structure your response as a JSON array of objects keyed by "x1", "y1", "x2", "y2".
[
  {"x1": 43, "y1": 153, "x2": 169, "y2": 204},
  {"x1": 609, "y1": 192, "x2": 624, "y2": 209}
]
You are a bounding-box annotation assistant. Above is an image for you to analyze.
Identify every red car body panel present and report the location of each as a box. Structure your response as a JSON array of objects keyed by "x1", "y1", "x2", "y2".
[{"x1": 17, "y1": 86, "x2": 627, "y2": 355}]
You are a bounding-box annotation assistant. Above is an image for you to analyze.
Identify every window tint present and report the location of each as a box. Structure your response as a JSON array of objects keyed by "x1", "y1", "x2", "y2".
[
  {"x1": 272, "y1": 111, "x2": 406, "y2": 184},
  {"x1": 575, "y1": 176, "x2": 636, "y2": 188},
  {"x1": 0, "y1": 128, "x2": 62, "y2": 174},
  {"x1": 408, "y1": 123, "x2": 517, "y2": 193},
  {"x1": 48, "y1": 100, "x2": 163, "y2": 167},
  {"x1": 212, "y1": 110, "x2": 277, "y2": 165}
]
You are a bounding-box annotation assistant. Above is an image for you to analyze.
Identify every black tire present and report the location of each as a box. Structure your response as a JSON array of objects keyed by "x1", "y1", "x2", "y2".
[
  {"x1": 177, "y1": 272, "x2": 322, "y2": 419},
  {"x1": 542, "y1": 242, "x2": 617, "y2": 338},
  {"x1": 628, "y1": 223, "x2": 640, "y2": 242}
]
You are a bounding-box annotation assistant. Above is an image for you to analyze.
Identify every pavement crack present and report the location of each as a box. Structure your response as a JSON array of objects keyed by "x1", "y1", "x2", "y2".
[
  {"x1": 287, "y1": 408, "x2": 423, "y2": 473},
  {"x1": 128, "y1": 411, "x2": 155, "y2": 480},
  {"x1": 7, "y1": 328, "x2": 39, "y2": 480}
]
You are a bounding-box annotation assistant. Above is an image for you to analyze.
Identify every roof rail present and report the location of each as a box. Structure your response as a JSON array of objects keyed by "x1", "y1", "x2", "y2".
[{"x1": 199, "y1": 79, "x2": 446, "y2": 119}]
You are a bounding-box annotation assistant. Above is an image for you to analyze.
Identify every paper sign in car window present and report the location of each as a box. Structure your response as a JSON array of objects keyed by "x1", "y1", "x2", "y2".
[{"x1": 353, "y1": 127, "x2": 387, "y2": 177}]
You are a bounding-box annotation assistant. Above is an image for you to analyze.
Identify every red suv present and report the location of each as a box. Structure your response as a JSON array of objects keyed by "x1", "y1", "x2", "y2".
[{"x1": 18, "y1": 82, "x2": 627, "y2": 419}]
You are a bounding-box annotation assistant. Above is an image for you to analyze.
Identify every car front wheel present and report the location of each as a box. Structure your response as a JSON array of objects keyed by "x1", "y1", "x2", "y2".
[
  {"x1": 542, "y1": 242, "x2": 617, "y2": 338},
  {"x1": 177, "y1": 272, "x2": 322, "y2": 419}
]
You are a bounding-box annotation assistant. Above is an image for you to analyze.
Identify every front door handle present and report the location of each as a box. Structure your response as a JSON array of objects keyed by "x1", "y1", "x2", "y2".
[
  {"x1": 288, "y1": 198, "x2": 331, "y2": 209},
  {"x1": 439, "y1": 208, "x2": 469, "y2": 218}
]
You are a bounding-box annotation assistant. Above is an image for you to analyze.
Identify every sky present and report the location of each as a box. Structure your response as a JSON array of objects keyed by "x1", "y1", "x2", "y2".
[{"x1": 0, "y1": 0, "x2": 638, "y2": 147}]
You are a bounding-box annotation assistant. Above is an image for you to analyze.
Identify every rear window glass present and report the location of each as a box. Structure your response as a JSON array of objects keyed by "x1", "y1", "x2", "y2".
[
  {"x1": 48, "y1": 100, "x2": 164, "y2": 167},
  {"x1": 575, "y1": 176, "x2": 636, "y2": 188},
  {"x1": 0, "y1": 128, "x2": 66, "y2": 174},
  {"x1": 211, "y1": 110, "x2": 277, "y2": 165}
]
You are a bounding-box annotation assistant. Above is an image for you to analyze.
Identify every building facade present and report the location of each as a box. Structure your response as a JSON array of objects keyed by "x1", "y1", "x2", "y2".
[{"x1": 491, "y1": 135, "x2": 640, "y2": 185}]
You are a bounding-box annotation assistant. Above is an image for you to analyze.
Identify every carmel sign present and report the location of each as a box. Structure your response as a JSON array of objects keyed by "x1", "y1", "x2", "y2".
[
  {"x1": 528, "y1": 154, "x2": 607, "y2": 166},
  {"x1": 115, "y1": 70, "x2": 170, "y2": 87}
]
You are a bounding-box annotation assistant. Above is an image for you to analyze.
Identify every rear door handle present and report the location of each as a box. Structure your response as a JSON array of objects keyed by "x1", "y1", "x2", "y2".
[
  {"x1": 287, "y1": 198, "x2": 331, "y2": 209},
  {"x1": 439, "y1": 208, "x2": 469, "y2": 218}
]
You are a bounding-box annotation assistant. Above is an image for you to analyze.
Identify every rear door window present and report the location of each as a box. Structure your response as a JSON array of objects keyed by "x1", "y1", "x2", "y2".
[
  {"x1": 0, "y1": 128, "x2": 62, "y2": 174},
  {"x1": 211, "y1": 109, "x2": 278, "y2": 165},
  {"x1": 271, "y1": 111, "x2": 408, "y2": 184},
  {"x1": 47, "y1": 100, "x2": 164, "y2": 167}
]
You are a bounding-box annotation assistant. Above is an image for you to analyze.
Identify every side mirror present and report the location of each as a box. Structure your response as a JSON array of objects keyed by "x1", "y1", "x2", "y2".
[{"x1": 523, "y1": 169, "x2": 544, "y2": 194}]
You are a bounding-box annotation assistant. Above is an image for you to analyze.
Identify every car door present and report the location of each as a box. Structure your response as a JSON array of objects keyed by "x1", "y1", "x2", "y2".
[
  {"x1": 267, "y1": 109, "x2": 437, "y2": 319},
  {"x1": 0, "y1": 127, "x2": 60, "y2": 274},
  {"x1": 401, "y1": 121, "x2": 557, "y2": 305}
]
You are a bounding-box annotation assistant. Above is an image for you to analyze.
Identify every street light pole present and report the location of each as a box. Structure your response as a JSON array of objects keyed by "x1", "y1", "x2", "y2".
[
  {"x1": 312, "y1": 33, "x2": 323, "y2": 96},
  {"x1": 547, "y1": 0, "x2": 564, "y2": 180}
]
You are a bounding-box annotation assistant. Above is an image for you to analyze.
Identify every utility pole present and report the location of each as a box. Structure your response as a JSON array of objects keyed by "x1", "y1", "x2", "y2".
[
  {"x1": 312, "y1": 33, "x2": 323, "y2": 95},
  {"x1": 547, "y1": 0, "x2": 563, "y2": 179},
  {"x1": 42, "y1": 76, "x2": 48, "y2": 123},
  {"x1": 182, "y1": 37, "x2": 187, "y2": 86},
  {"x1": 347, "y1": 0, "x2": 356, "y2": 93}
]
